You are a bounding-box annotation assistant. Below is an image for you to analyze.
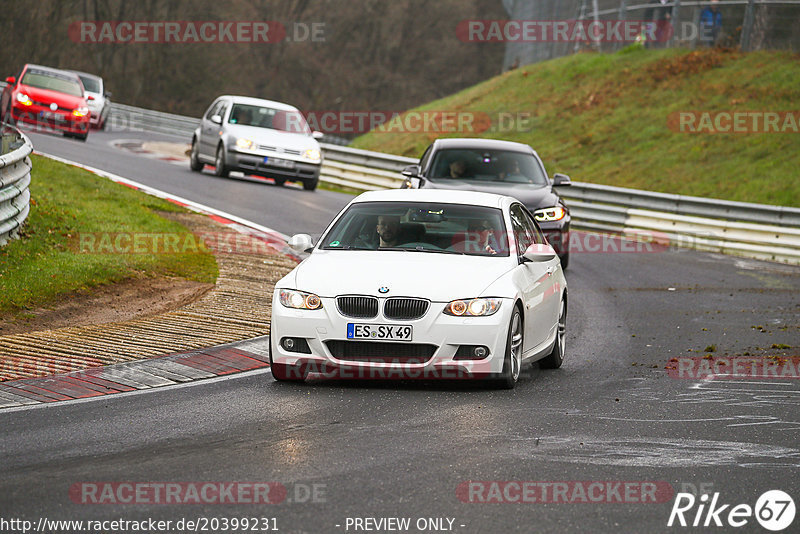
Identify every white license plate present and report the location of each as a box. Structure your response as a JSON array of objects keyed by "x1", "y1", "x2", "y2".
[
  {"x1": 264, "y1": 156, "x2": 295, "y2": 169},
  {"x1": 347, "y1": 324, "x2": 413, "y2": 341},
  {"x1": 39, "y1": 111, "x2": 66, "y2": 122}
]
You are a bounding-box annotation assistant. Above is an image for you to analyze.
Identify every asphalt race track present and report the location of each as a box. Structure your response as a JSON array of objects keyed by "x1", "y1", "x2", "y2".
[{"x1": 1, "y1": 128, "x2": 799, "y2": 533}]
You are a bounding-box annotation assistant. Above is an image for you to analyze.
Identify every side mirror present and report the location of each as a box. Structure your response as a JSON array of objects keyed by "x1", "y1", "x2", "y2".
[
  {"x1": 87, "y1": 95, "x2": 95, "y2": 101},
  {"x1": 288, "y1": 234, "x2": 314, "y2": 253},
  {"x1": 401, "y1": 164, "x2": 421, "y2": 178},
  {"x1": 522, "y1": 243, "x2": 557, "y2": 263},
  {"x1": 210, "y1": 114, "x2": 222, "y2": 125},
  {"x1": 5, "y1": 76, "x2": 15, "y2": 85},
  {"x1": 553, "y1": 173, "x2": 572, "y2": 186},
  {"x1": 104, "y1": 91, "x2": 112, "y2": 98},
  {"x1": 312, "y1": 131, "x2": 324, "y2": 139}
]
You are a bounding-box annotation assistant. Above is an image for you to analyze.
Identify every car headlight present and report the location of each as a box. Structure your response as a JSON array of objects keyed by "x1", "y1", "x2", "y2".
[
  {"x1": 279, "y1": 289, "x2": 323, "y2": 310},
  {"x1": 72, "y1": 107, "x2": 89, "y2": 117},
  {"x1": 304, "y1": 148, "x2": 321, "y2": 162},
  {"x1": 16, "y1": 93, "x2": 32, "y2": 106},
  {"x1": 444, "y1": 298, "x2": 501, "y2": 317},
  {"x1": 236, "y1": 138, "x2": 254, "y2": 150},
  {"x1": 533, "y1": 206, "x2": 566, "y2": 222}
]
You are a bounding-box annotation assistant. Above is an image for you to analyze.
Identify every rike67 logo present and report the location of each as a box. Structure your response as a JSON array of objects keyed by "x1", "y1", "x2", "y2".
[{"x1": 668, "y1": 490, "x2": 795, "y2": 531}]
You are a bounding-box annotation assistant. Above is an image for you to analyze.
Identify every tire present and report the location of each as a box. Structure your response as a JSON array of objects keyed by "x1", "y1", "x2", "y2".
[
  {"x1": 559, "y1": 252, "x2": 570, "y2": 270},
  {"x1": 189, "y1": 139, "x2": 203, "y2": 172},
  {"x1": 302, "y1": 179, "x2": 318, "y2": 191},
  {"x1": 540, "y1": 298, "x2": 567, "y2": 369},
  {"x1": 273, "y1": 178, "x2": 286, "y2": 187},
  {"x1": 75, "y1": 132, "x2": 88, "y2": 142},
  {"x1": 269, "y1": 334, "x2": 308, "y2": 383},
  {"x1": 214, "y1": 144, "x2": 229, "y2": 178},
  {"x1": 492, "y1": 306, "x2": 524, "y2": 389}
]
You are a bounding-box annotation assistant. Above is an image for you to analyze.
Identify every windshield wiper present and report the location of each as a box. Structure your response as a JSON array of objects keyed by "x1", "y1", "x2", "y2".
[{"x1": 403, "y1": 247, "x2": 465, "y2": 255}]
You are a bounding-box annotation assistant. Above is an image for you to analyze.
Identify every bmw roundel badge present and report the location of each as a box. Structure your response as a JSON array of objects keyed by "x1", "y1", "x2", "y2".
[{"x1": 378, "y1": 287, "x2": 390, "y2": 294}]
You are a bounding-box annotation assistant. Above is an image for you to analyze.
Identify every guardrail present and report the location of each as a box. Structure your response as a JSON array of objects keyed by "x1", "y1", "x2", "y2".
[
  {"x1": 109, "y1": 102, "x2": 350, "y2": 145},
  {"x1": 309, "y1": 144, "x2": 800, "y2": 265},
  {"x1": 0, "y1": 126, "x2": 33, "y2": 247},
  {"x1": 5, "y1": 90, "x2": 798, "y2": 264}
]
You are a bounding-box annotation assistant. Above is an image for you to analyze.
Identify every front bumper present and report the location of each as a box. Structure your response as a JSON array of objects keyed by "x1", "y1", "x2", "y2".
[
  {"x1": 87, "y1": 106, "x2": 106, "y2": 126},
  {"x1": 270, "y1": 294, "x2": 514, "y2": 380},
  {"x1": 228, "y1": 149, "x2": 321, "y2": 182},
  {"x1": 12, "y1": 105, "x2": 89, "y2": 135}
]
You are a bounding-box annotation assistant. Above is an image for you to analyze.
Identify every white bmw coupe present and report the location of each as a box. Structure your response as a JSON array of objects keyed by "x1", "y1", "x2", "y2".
[{"x1": 270, "y1": 189, "x2": 568, "y2": 388}]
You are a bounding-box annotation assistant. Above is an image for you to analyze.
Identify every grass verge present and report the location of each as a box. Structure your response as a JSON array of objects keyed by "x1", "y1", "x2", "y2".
[
  {"x1": 352, "y1": 48, "x2": 800, "y2": 207},
  {"x1": 0, "y1": 154, "x2": 218, "y2": 314}
]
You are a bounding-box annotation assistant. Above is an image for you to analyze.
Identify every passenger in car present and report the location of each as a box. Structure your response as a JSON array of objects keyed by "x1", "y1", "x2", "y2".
[{"x1": 451, "y1": 219, "x2": 500, "y2": 255}]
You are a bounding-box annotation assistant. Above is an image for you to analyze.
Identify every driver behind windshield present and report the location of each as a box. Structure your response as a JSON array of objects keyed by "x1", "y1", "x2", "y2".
[{"x1": 376, "y1": 215, "x2": 402, "y2": 247}]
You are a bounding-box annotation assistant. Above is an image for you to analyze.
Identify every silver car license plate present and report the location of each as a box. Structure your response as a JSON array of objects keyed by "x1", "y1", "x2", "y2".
[
  {"x1": 347, "y1": 324, "x2": 413, "y2": 342},
  {"x1": 264, "y1": 156, "x2": 295, "y2": 169}
]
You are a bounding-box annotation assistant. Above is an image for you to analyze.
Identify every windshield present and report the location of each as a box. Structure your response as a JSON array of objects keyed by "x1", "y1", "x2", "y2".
[
  {"x1": 77, "y1": 75, "x2": 101, "y2": 93},
  {"x1": 21, "y1": 71, "x2": 83, "y2": 97},
  {"x1": 429, "y1": 148, "x2": 549, "y2": 185},
  {"x1": 228, "y1": 104, "x2": 311, "y2": 135},
  {"x1": 321, "y1": 201, "x2": 509, "y2": 256}
]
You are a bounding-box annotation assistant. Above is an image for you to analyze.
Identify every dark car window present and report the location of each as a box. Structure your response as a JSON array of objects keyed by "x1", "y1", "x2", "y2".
[
  {"x1": 419, "y1": 145, "x2": 432, "y2": 171},
  {"x1": 21, "y1": 70, "x2": 83, "y2": 97},
  {"x1": 510, "y1": 204, "x2": 544, "y2": 255},
  {"x1": 228, "y1": 104, "x2": 311, "y2": 135},
  {"x1": 521, "y1": 206, "x2": 547, "y2": 245},
  {"x1": 205, "y1": 100, "x2": 223, "y2": 120},
  {"x1": 428, "y1": 148, "x2": 548, "y2": 185},
  {"x1": 77, "y1": 75, "x2": 101, "y2": 93},
  {"x1": 321, "y1": 201, "x2": 509, "y2": 256},
  {"x1": 218, "y1": 102, "x2": 230, "y2": 122}
]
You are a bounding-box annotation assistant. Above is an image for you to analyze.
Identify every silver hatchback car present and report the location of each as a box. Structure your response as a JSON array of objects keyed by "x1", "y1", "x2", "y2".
[
  {"x1": 68, "y1": 70, "x2": 111, "y2": 130},
  {"x1": 190, "y1": 95, "x2": 324, "y2": 191}
]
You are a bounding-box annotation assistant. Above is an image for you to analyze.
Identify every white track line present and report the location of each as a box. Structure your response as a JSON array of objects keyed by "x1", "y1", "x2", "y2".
[{"x1": 35, "y1": 150, "x2": 290, "y2": 241}]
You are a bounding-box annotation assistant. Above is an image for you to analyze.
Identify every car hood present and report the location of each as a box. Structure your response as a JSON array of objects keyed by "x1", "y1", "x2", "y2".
[
  {"x1": 287, "y1": 250, "x2": 515, "y2": 301},
  {"x1": 425, "y1": 179, "x2": 562, "y2": 211},
  {"x1": 225, "y1": 124, "x2": 319, "y2": 152},
  {"x1": 20, "y1": 84, "x2": 85, "y2": 109}
]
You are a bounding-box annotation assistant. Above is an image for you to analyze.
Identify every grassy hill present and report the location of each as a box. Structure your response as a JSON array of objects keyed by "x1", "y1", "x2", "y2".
[{"x1": 352, "y1": 48, "x2": 800, "y2": 207}]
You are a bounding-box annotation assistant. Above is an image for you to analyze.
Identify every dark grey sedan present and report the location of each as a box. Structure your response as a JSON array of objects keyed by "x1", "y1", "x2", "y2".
[{"x1": 400, "y1": 138, "x2": 572, "y2": 268}]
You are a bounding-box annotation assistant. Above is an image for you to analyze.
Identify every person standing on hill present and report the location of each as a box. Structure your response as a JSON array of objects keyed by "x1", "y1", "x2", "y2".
[{"x1": 699, "y1": 0, "x2": 723, "y2": 46}]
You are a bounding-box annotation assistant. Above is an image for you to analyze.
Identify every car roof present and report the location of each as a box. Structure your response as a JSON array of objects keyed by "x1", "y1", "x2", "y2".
[
  {"x1": 218, "y1": 95, "x2": 300, "y2": 112},
  {"x1": 431, "y1": 137, "x2": 534, "y2": 153},
  {"x1": 66, "y1": 70, "x2": 102, "y2": 81},
  {"x1": 352, "y1": 188, "x2": 514, "y2": 209},
  {"x1": 23, "y1": 64, "x2": 81, "y2": 81}
]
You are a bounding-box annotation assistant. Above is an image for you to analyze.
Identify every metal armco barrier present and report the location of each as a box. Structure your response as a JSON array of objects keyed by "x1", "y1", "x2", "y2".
[
  {"x1": 311, "y1": 145, "x2": 800, "y2": 265},
  {"x1": 0, "y1": 126, "x2": 33, "y2": 247},
  {"x1": 109, "y1": 102, "x2": 349, "y2": 145},
  {"x1": 17, "y1": 97, "x2": 800, "y2": 265}
]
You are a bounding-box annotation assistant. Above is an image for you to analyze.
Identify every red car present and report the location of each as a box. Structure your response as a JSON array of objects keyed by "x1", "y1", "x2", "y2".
[{"x1": 1, "y1": 64, "x2": 91, "y2": 141}]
